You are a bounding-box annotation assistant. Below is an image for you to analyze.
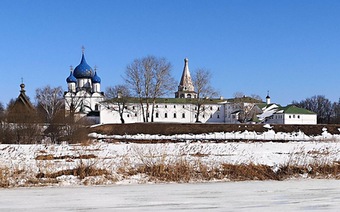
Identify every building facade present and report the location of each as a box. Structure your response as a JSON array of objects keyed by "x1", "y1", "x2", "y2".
[
  {"x1": 259, "y1": 104, "x2": 317, "y2": 125},
  {"x1": 64, "y1": 49, "x2": 104, "y2": 122},
  {"x1": 64, "y1": 52, "x2": 317, "y2": 125}
]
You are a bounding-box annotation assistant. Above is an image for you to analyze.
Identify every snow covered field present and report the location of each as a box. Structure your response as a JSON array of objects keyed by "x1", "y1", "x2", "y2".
[
  {"x1": 1, "y1": 179, "x2": 340, "y2": 211},
  {"x1": 1, "y1": 132, "x2": 340, "y2": 211},
  {"x1": 0, "y1": 139, "x2": 340, "y2": 186}
]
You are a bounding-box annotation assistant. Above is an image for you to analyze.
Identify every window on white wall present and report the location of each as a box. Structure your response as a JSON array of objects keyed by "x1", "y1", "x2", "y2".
[
  {"x1": 174, "y1": 113, "x2": 177, "y2": 118},
  {"x1": 165, "y1": 113, "x2": 168, "y2": 118},
  {"x1": 182, "y1": 113, "x2": 185, "y2": 118}
]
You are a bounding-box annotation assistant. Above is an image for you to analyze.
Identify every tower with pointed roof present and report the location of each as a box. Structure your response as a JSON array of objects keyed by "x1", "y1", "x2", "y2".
[
  {"x1": 175, "y1": 58, "x2": 197, "y2": 98},
  {"x1": 7, "y1": 83, "x2": 36, "y2": 123},
  {"x1": 64, "y1": 47, "x2": 104, "y2": 122},
  {"x1": 266, "y1": 91, "x2": 271, "y2": 105}
]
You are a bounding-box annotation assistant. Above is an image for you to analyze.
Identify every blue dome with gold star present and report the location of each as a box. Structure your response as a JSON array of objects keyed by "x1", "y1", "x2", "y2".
[
  {"x1": 73, "y1": 53, "x2": 94, "y2": 78},
  {"x1": 66, "y1": 71, "x2": 77, "y2": 83},
  {"x1": 92, "y1": 71, "x2": 101, "y2": 83}
]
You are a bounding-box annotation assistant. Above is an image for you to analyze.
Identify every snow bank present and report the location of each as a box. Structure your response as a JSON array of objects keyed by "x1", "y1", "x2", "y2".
[{"x1": 1, "y1": 139, "x2": 340, "y2": 186}]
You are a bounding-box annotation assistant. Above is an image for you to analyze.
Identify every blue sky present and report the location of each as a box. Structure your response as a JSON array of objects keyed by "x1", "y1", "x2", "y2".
[{"x1": 1, "y1": 0, "x2": 340, "y2": 106}]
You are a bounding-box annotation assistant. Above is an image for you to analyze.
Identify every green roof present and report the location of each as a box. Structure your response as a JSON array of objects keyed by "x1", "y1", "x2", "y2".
[
  {"x1": 103, "y1": 97, "x2": 225, "y2": 104},
  {"x1": 103, "y1": 96, "x2": 263, "y2": 104},
  {"x1": 280, "y1": 105, "x2": 316, "y2": 115},
  {"x1": 226, "y1": 97, "x2": 263, "y2": 103}
]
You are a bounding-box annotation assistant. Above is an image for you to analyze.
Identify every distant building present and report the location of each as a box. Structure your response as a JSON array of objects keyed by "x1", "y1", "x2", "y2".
[
  {"x1": 258, "y1": 103, "x2": 317, "y2": 125},
  {"x1": 7, "y1": 83, "x2": 36, "y2": 123},
  {"x1": 64, "y1": 53, "x2": 317, "y2": 125},
  {"x1": 64, "y1": 48, "x2": 104, "y2": 123},
  {"x1": 99, "y1": 58, "x2": 264, "y2": 124}
]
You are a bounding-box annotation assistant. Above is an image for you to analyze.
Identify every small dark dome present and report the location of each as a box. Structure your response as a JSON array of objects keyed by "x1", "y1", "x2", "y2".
[
  {"x1": 73, "y1": 53, "x2": 94, "y2": 78},
  {"x1": 92, "y1": 71, "x2": 101, "y2": 83},
  {"x1": 66, "y1": 71, "x2": 77, "y2": 83}
]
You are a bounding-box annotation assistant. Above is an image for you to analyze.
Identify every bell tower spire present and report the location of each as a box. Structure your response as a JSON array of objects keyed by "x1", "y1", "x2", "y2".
[
  {"x1": 175, "y1": 58, "x2": 197, "y2": 98},
  {"x1": 266, "y1": 90, "x2": 271, "y2": 105}
]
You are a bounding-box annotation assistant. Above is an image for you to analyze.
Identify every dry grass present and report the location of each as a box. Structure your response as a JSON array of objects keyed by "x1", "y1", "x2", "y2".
[
  {"x1": 0, "y1": 167, "x2": 10, "y2": 188},
  {"x1": 35, "y1": 154, "x2": 97, "y2": 160},
  {"x1": 115, "y1": 144, "x2": 340, "y2": 183},
  {"x1": 220, "y1": 163, "x2": 279, "y2": 181},
  {"x1": 36, "y1": 165, "x2": 109, "y2": 180},
  {"x1": 120, "y1": 159, "x2": 217, "y2": 182},
  {"x1": 118, "y1": 159, "x2": 340, "y2": 182}
]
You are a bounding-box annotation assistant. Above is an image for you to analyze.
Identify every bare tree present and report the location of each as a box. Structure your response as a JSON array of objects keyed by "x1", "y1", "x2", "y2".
[
  {"x1": 331, "y1": 99, "x2": 340, "y2": 124},
  {"x1": 0, "y1": 102, "x2": 4, "y2": 121},
  {"x1": 64, "y1": 92, "x2": 87, "y2": 123},
  {"x1": 105, "y1": 85, "x2": 131, "y2": 123},
  {"x1": 250, "y1": 94, "x2": 263, "y2": 102},
  {"x1": 124, "y1": 56, "x2": 175, "y2": 122},
  {"x1": 35, "y1": 85, "x2": 64, "y2": 123},
  {"x1": 231, "y1": 97, "x2": 262, "y2": 123},
  {"x1": 292, "y1": 95, "x2": 332, "y2": 124},
  {"x1": 233, "y1": 92, "x2": 263, "y2": 102},
  {"x1": 192, "y1": 68, "x2": 218, "y2": 122},
  {"x1": 233, "y1": 92, "x2": 245, "y2": 98}
]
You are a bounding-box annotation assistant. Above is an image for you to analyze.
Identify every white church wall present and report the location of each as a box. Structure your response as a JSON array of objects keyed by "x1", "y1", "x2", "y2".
[{"x1": 99, "y1": 102, "x2": 226, "y2": 124}]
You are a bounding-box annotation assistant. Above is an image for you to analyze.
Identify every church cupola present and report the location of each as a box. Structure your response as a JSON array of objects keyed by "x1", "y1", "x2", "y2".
[
  {"x1": 66, "y1": 66, "x2": 77, "y2": 92},
  {"x1": 266, "y1": 91, "x2": 271, "y2": 105},
  {"x1": 73, "y1": 47, "x2": 94, "y2": 90},
  {"x1": 73, "y1": 47, "x2": 94, "y2": 79},
  {"x1": 175, "y1": 58, "x2": 197, "y2": 98},
  {"x1": 92, "y1": 66, "x2": 101, "y2": 93}
]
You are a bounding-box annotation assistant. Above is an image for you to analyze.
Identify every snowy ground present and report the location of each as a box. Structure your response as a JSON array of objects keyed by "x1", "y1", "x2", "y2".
[
  {"x1": 1, "y1": 179, "x2": 340, "y2": 211},
  {"x1": 1, "y1": 130, "x2": 340, "y2": 210},
  {"x1": 0, "y1": 139, "x2": 340, "y2": 186}
]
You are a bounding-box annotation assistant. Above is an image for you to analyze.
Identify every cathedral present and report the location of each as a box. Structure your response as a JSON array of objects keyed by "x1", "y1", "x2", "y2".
[
  {"x1": 65, "y1": 51, "x2": 317, "y2": 125},
  {"x1": 64, "y1": 48, "x2": 104, "y2": 122}
]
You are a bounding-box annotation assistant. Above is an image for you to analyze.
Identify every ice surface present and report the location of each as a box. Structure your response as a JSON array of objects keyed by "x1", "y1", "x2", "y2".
[{"x1": 0, "y1": 179, "x2": 339, "y2": 211}]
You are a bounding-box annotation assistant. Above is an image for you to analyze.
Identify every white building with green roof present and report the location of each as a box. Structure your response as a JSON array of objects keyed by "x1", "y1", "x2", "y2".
[
  {"x1": 67, "y1": 55, "x2": 317, "y2": 125},
  {"x1": 259, "y1": 104, "x2": 317, "y2": 125}
]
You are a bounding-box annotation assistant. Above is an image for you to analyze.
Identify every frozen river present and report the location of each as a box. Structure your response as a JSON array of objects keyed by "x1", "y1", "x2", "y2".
[{"x1": 1, "y1": 179, "x2": 339, "y2": 211}]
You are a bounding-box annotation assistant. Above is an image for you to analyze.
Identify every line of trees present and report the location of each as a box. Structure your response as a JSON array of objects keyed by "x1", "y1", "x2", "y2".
[
  {"x1": 292, "y1": 95, "x2": 340, "y2": 124},
  {"x1": 0, "y1": 85, "x2": 90, "y2": 144}
]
